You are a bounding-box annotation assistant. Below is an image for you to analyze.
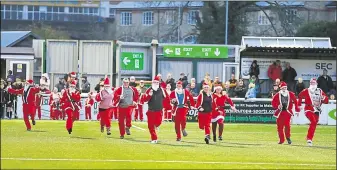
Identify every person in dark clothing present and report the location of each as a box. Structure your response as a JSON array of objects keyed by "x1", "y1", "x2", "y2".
[
  {"x1": 295, "y1": 77, "x2": 305, "y2": 96},
  {"x1": 5, "y1": 85, "x2": 15, "y2": 119},
  {"x1": 317, "y1": 69, "x2": 333, "y2": 94},
  {"x1": 165, "y1": 73, "x2": 176, "y2": 91},
  {"x1": 6, "y1": 70, "x2": 16, "y2": 84},
  {"x1": 11, "y1": 78, "x2": 23, "y2": 119},
  {"x1": 129, "y1": 76, "x2": 138, "y2": 87},
  {"x1": 178, "y1": 73, "x2": 188, "y2": 89},
  {"x1": 0, "y1": 82, "x2": 6, "y2": 119},
  {"x1": 234, "y1": 79, "x2": 247, "y2": 98},
  {"x1": 249, "y1": 60, "x2": 260, "y2": 79},
  {"x1": 188, "y1": 82, "x2": 199, "y2": 97},
  {"x1": 94, "y1": 78, "x2": 105, "y2": 93},
  {"x1": 269, "y1": 84, "x2": 280, "y2": 98},
  {"x1": 81, "y1": 75, "x2": 91, "y2": 93},
  {"x1": 55, "y1": 78, "x2": 65, "y2": 92},
  {"x1": 282, "y1": 62, "x2": 297, "y2": 92}
]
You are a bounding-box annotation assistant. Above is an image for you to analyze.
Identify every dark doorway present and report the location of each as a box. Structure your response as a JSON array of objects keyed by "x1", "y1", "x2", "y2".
[
  {"x1": 13, "y1": 63, "x2": 27, "y2": 81},
  {"x1": 0, "y1": 59, "x2": 6, "y2": 81}
]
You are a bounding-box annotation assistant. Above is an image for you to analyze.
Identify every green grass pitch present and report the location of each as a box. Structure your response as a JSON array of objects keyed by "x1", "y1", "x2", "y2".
[{"x1": 1, "y1": 120, "x2": 336, "y2": 169}]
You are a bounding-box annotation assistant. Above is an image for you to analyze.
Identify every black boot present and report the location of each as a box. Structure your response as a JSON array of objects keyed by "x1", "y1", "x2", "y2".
[
  {"x1": 286, "y1": 138, "x2": 292, "y2": 145},
  {"x1": 107, "y1": 127, "x2": 111, "y2": 135},
  {"x1": 32, "y1": 120, "x2": 36, "y2": 125},
  {"x1": 182, "y1": 129, "x2": 188, "y2": 137},
  {"x1": 204, "y1": 135, "x2": 210, "y2": 144},
  {"x1": 213, "y1": 135, "x2": 216, "y2": 142},
  {"x1": 120, "y1": 136, "x2": 124, "y2": 139},
  {"x1": 68, "y1": 128, "x2": 72, "y2": 134},
  {"x1": 126, "y1": 127, "x2": 131, "y2": 135},
  {"x1": 218, "y1": 136, "x2": 223, "y2": 141}
]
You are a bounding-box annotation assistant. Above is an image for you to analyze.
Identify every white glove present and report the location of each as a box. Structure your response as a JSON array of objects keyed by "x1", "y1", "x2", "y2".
[
  {"x1": 278, "y1": 105, "x2": 282, "y2": 110},
  {"x1": 149, "y1": 90, "x2": 153, "y2": 96},
  {"x1": 199, "y1": 108, "x2": 204, "y2": 112},
  {"x1": 120, "y1": 95, "x2": 125, "y2": 99}
]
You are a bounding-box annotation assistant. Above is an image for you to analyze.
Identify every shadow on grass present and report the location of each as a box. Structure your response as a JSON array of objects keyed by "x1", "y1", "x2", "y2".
[
  {"x1": 181, "y1": 140, "x2": 247, "y2": 148},
  {"x1": 290, "y1": 144, "x2": 336, "y2": 150},
  {"x1": 71, "y1": 136, "x2": 96, "y2": 140},
  {"x1": 123, "y1": 138, "x2": 150, "y2": 143},
  {"x1": 30, "y1": 130, "x2": 47, "y2": 133}
]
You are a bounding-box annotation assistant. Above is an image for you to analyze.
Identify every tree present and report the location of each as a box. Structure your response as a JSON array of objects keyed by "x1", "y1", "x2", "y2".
[
  {"x1": 30, "y1": 23, "x2": 70, "y2": 39},
  {"x1": 296, "y1": 21, "x2": 337, "y2": 47}
]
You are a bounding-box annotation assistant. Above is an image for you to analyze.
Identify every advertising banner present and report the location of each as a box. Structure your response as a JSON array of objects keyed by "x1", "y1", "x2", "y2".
[{"x1": 240, "y1": 58, "x2": 336, "y2": 81}]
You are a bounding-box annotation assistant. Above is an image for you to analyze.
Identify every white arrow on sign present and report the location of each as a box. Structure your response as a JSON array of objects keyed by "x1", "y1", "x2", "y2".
[
  {"x1": 214, "y1": 48, "x2": 220, "y2": 56},
  {"x1": 123, "y1": 57, "x2": 131, "y2": 65},
  {"x1": 165, "y1": 48, "x2": 173, "y2": 54}
]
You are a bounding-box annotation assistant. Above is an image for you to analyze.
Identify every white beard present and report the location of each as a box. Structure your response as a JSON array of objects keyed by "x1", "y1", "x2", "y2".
[
  {"x1": 152, "y1": 84, "x2": 159, "y2": 91},
  {"x1": 176, "y1": 88, "x2": 183, "y2": 94},
  {"x1": 309, "y1": 85, "x2": 317, "y2": 93},
  {"x1": 281, "y1": 90, "x2": 288, "y2": 97},
  {"x1": 105, "y1": 88, "x2": 113, "y2": 94},
  {"x1": 69, "y1": 88, "x2": 75, "y2": 93}
]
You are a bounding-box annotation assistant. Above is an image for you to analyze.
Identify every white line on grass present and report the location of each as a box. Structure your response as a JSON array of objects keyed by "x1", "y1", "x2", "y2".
[
  {"x1": 1, "y1": 158, "x2": 335, "y2": 167},
  {"x1": 131, "y1": 125, "x2": 146, "y2": 131}
]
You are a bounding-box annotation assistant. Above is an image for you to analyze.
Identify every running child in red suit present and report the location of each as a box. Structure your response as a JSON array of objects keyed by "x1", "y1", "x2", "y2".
[
  {"x1": 298, "y1": 78, "x2": 328, "y2": 146},
  {"x1": 85, "y1": 92, "x2": 94, "y2": 121},
  {"x1": 49, "y1": 87, "x2": 62, "y2": 120},
  {"x1": 170, "y1": 81, "x2": 195, "y2": 141},
  {"x1": 212, "y1": 84, "x2": 237, "y2": 142},
  {"x1": 141, "y1": 76, "x2": 169, "y2": 143},
  {"x1": 96, "y1": 77, "x2": 114, "y2": 135},
  {"x1": 164, "y1": 83, "x2": 173, "y2": 122},
  {"x1": 7, "y1": 79, "x2": 40, "y2": 131},
  {"x1": 35, "y1": 92, "x2": 43, "y2": 120},
  {"x1": 271, "y1": 82, "x2": 300, "y2": 144},
  {"x1": 61, "y1": 80, "x2": 81, "y2": 134},
  {"x1": 134, "y1": 88, "x2": 144, "y2": 121},
  {"x1": 113, "y1": 78, "x2": 139, "y2": 139},
  {"x1": 195, "y1": 82, "x2": 215, "y2": 144}
]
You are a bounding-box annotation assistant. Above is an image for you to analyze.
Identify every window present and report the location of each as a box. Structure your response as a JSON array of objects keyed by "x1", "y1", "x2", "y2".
[
  {"x1": 121, "y1": 12, "x2": 132, "y2": 26},
  {"x1": 68, "y1": 7, "x2": 98, "y2": 21},
  {"x1": 258, "y1": 10, "x2": 271, "y2": 25},
  {"x1": 165, "y1": 10, "x2": 176, "y2": 25},
  {"x1": 187, "y1": 10, "x2": 199, "y2": 25},
  {"x1": 142, "y1": 11, "x2": 154, "y2": 25},
  {"x1": 28, "y1": 5, "x2": 40, "y2": 20},
  {"x1": 109, "y1": 8, "x2": 116, "y2": 18},
  {"x1": 119, "y1": 36, "x2": 135, "y2": 42},
  {"x1": 286, "y1": 9, "x2": 297, "y2": 23},
  {"x1": 1, "y1": 5, "x2": 24, "y2": 20},
  {"x1": 183, "y1": 35, "x2": 197, "y2": 44}
]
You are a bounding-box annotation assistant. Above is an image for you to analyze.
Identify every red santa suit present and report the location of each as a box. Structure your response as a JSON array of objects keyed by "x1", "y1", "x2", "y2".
[
  {"x1": 298, "y1": 78, "x2": 328, "y2": 145},
  {"x1": 134, "y1": 88, "x2": 145, "y2": 121},
  {"x1": 113, "y1": 78, "x2": 139, "y2": 138},
  {"x1": 60, "y1": 88, "x2": 66, "y2": 120},
  {"x1": 8, "y1": 80, "x2": 40, "y2": 130},
  {"x1": 212, "y1": 84, "x2": 235, "y2": 141},
  {"x1": 271, "y1": 82, "x2": 300, "y2": 144},
  {"x1": 141, "y1": 76, "x2": 169, "y2": 143},
  {"x1": 85, "y1": 92, "x2": 94, "y2": 120},
  {"x1": 163, "y1": 85, "x2": 172, "y2": 122},
  {"x1": 50, "y1": 91, "x2": 61, "y2": 120},
  {"x1": 96, "y1": 78, "x2": 114, "y2": 135},
  {"x1": 60, "y1": 81, "x2": 81, "y2": 134},
  {"x1": 195, "y1": 82, "x2": 215, "y2": 144},
  {"x1": 35, "y1": 93, "x2": 43, "y2": 120},
  {"x1": 170, "y1": 81, "x2": 195, "y2": 140}
]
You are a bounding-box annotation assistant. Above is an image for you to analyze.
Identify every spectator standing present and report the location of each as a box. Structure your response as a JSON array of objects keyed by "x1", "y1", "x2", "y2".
[
  {"x1": 249, "y1": 75, "x2": 260, "y2": 97},
  {"x1": 81, "y1": 75, "x2": 91, "y2": 93},
  {"x1": 268, "y1": 84, "x2": 279, "y2": 98},
  {"x1": 40, "y1": 73, "x2": 50, "y2": 90},
  {"x1": 268, "y1": 60, "x2": 282, "y2": 89},
  {"x1": 234, "y1": 79, "x2": 247, "y2": 98},
  {"x1": 6, "y1": 70, "x2": 15, "y2": 83},
  {"x1": 55, "y1": 78, "x2": 65, "y2": 92},
  {"x1": 186, "y1": 78, "x2": 196, "y2": 91},
  {"x1": 317, "y1": 69, "x2": 333, "y2": 94},
  {"x1": 228, "y1": 74, "x2": 237, "y2": 89},
  {"x1": 94, "y1": 78, "x2": 105, "y2": 93},
  {"x1": 222, "y1": 81, "x2": 235, "y2": 97},
  {"x1": 129, "y1": 76, "x2": 138, "y2": 87},
  {"x1": 188, "y1": 82, "x2": 199, "y2": 97},
  {"x1": 245, "y1": 83, "x2": 257, "y2": 99},
  {"x1": 0, "y1": 82, "x2": 6, "y2": 119},
  {"x1": 295, "y1": 78, "x2": 305, "y2": 95},
  {"x1": 282, "y1": 62, "x2": 297, "y2": 92},
  {"x1": 165, "y1": 73, "x2": 176, "y2": 91},
  {"x1": 178, "y1": 73, "x2": 188, "y2": 88},
  {"x1": 249, "y1": 60, "x2": 260, "y2": 79},
  {"x1": 200, "y1": 73, "x2": 213, "y2": 91}
]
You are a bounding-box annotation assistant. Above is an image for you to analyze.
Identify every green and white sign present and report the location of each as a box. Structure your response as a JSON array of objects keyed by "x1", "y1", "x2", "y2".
[
  {"x1": 121, "y1": 52, "x2": 144, "y2": 70},
  {"x1": 163, "y1": 46, "x2": 228, "y2": 58}
]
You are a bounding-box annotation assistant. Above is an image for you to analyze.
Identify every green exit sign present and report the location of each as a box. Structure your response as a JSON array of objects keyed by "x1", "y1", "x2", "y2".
[
  {"x1": 121, "y1": 52, "x2": 144, "y2": 70},
  {"x1": 163, "y1": 46, "x2": 228, "y2": 58}
]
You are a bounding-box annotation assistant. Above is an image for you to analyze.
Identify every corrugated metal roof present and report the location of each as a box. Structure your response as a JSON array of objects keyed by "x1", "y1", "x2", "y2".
[
  {"x1": 111, "y1": 1, "x2": 203, "y2": 9},
  {"x1": 255, "y1": 1, "x2": 304, "y2": 7},
  {"x1": 1, "y1": 31, "x2": 38, "y2": 47}
]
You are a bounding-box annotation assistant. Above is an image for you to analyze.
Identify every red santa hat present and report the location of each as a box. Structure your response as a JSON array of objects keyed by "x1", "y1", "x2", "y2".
[
  {"x1": 70, "y1": 80, "x2": 76, "y2": 87},
  {"x1": 214, "y1": 84, "x2": 222, "y2": 91},
  {"x1": 310, "y1": 78, "x2": 317, "y2": 85},
  {"x1": 104, "y1": 77, "x2": 110, "y2": 87},
  {"x1": 203, "y1": 82, "x2": 209, "y2": 88},
  {"x1": 153, "y1": 76, "x2": 160, "y2": 82},
  {"x1": 26, "y1": 79, "x2": 34, "y2": 85},
  {"x1": 176, "y1": 81, "x2": 183, "y2": 86},
  {"x1": 70, "y1": 72, "x2": 76, "y2": 78},
  {"x1": 279, "y1": 81, "x2": 287, "y2": 89}
]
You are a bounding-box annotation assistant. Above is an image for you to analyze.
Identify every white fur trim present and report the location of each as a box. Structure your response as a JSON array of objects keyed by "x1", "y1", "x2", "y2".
[{"x1": 211, "y1": 115, "x2": 224, "y2": 122}]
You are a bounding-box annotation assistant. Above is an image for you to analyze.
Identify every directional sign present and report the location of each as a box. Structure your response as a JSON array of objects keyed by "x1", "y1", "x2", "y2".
[
  {"x1": 163, "y1": 46, "x2": 228, "y2": 58},
  {"x1": 121, "y1": 52, "x2": 144, "y2": 70}
]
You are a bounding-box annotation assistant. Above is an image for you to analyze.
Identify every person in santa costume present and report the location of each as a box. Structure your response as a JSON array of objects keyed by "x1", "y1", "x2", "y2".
[
  {"x1": 7, "y1": 79, "x2": 40, "y2": 131},
  {"x1": 271, "y1": 82, "x2": 300, "y2": 144},
  {"x1": 49, "y1": 87, "x2": 62, "y2": 120},
  {"x1": 195, "y1": 82, "x2": 215, "y2": 144},
  {"x1": 170, "y1": 81, "x2": 195, "y2": 141},
  {"x1": 113, "y1": 78, "x2": 139, "y2": 139},
  {"x1": 298, "y1": 78, "x2": 328, "y2": 146},
  {"x1": 35, "y1": 92, "x2": 43, "y2": 120},
  {"x1": 96, "y1": 77, "x2": 114, "y2": 135},
  {"x1": 85, "y1": 92, "x2": 94, "y2": 121},
  {"x1": 134, "y1": 88, "x2": 145, "y2": 121},
  {"x1": 60, "y1": 88, "x2": 66, "y2": 120},
  {"x1": 60, "y1": 80, "x2": 81, "y2": 134},
  {"x1": 212, "y1": 84, "x2": 237, "y2": 142},
  {"x1": 141, "y1": 76, "x2": 169, "y2": 143},
  {"x1": 163, "y1": 83, "x2": 173, "y2": 122}
]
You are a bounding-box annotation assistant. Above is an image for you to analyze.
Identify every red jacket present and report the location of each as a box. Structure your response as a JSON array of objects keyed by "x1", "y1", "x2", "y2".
[
  {"x1": 60, "y1": 89, "x2": 81, "y2": 111},
  {"x1": 35, "y1": 94, "x2": 43, "y2": 107},
  {"x1": 212, "y1": 93, "x2": 234, "y2": 112},
  {"x1": 268, "y1": 64, "x2": 282, "y2": 81},
  {"x1": 8, "y1": 86, "x2": 40, "y2": 106},
  {"x1": 298, "y1": 88, "x2": 328, "y2": 113},
  {"x1": 113, "y1": 86, "x2": 139, "y2": 107},
  {"x1": 170, "y1": 89, "x2": 195, "y2": 115},
  {"x1": 271, "y1": 91, "x2": 300, "y2": 118},
  {"x1": 85, "y1": 98, "x2": 94, "y2": 108}
]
